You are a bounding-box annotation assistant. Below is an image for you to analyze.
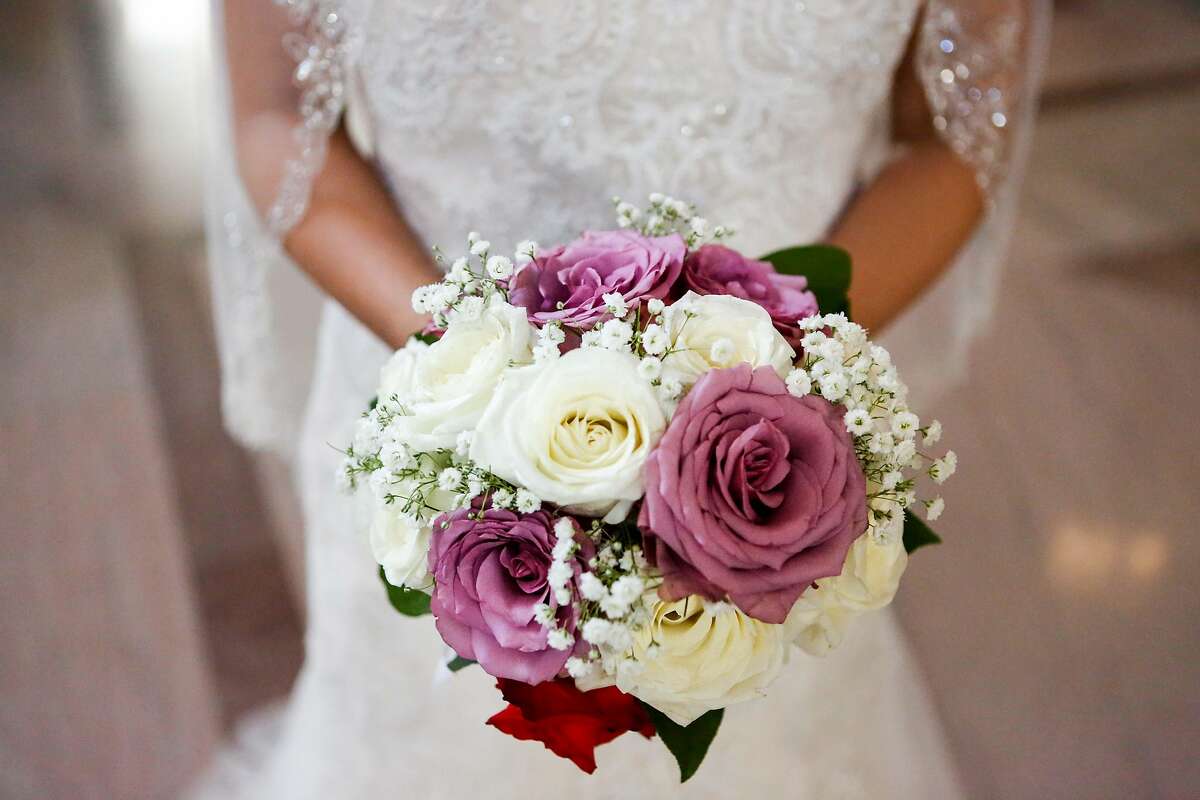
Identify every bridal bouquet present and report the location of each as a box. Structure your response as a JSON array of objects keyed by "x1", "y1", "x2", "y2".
[{"x1": 341, "y1": 194, "x2": 954, "y2": 780}]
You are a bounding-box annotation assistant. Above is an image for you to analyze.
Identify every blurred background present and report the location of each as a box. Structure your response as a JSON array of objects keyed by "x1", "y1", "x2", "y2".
[{"x1": 1, "y1": 0, "x2": 1197, "y2": 797}]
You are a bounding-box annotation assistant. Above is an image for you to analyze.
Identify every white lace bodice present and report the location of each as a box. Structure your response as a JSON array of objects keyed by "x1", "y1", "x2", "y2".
[
  {"x1": 210, "y1": 0, "x2": 1041, "y2": 453},
  {"x1": 353, "y1": 0, "x2": 919, "y2": 256}
]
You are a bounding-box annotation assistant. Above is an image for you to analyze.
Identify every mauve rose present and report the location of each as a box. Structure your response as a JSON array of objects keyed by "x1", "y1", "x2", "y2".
[
  {"x1": 430, "y1": 506, "x2": 593, "y2": 684},
  {"x1": 509, "y1": 230, "x2": 685, "y2": 328},
  {"x1": 639, "y1": 364, "x2": 867, "y2": 624},
  {"x1": 683, "y1": 244, "x2": 818, "y2": 346}
]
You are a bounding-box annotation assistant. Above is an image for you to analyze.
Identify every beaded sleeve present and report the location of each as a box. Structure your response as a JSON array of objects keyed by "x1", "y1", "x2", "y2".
[
  {"x1": 880, "y1": 0, "x2": 1049, "y2": 401},
  {"x1": 917, "y1": 0, "x2": 1032, "y2": 197},
  {"x1": 266, "y1": 0, "x2": 352, "y2": 235}
]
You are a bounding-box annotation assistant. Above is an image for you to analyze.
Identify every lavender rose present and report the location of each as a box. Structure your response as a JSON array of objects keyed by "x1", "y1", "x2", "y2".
[
  {"x1": 639, "y1": 364, "x2": 867, "y2": 624},
  {"x1": 429, "y1": 505, "x2": 592, "y2": 684},
  {"x1": 683, "y1": 244, "x2": 818, "y2": 346},
  {"x1": 509, "y1": 230, "x2": 685, "y2": 329}
]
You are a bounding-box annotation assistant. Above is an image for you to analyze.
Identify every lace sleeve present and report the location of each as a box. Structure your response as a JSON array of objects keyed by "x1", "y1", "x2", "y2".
[
  {"x1": 916, "y1": 0, "x2": 1040, "y2": 197},
  {"x1": 206, "y1": 0, "x2": 372, "y2": 453},
  {"x1": 265, "y1": 0, "x2": 352, "y2": 234},
  {"x1": 879, "y1": 0, "x2": 1050, "y2": 399}
]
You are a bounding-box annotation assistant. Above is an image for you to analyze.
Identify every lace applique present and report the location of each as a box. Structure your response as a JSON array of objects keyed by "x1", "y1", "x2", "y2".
[
  {"x1": 269, "y1": 0, "x2": 353, "y2": 235},
  {"x1": 917, "y1": 0, "x2": 1027, "y2": 194}
]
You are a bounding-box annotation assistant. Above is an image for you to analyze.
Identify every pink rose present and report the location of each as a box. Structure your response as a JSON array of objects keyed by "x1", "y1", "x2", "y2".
[
  {"x1": 639, "y1": 365, "x2": 867, "y2": 624},
  {"x1": 683, "y1": 244, "x2": 818, "y2": 347},
  {"x1": 429, "y1": 505, "x2": 593, "y2": 684},
  {"x1": 509, "y1": 230, "x2": 685, "y2": 329}
]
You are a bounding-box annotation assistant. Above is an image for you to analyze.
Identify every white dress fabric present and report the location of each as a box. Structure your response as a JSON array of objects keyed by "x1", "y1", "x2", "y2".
[{"x1": 193, "y1": 2, "x2": 1047, "y2": 797}]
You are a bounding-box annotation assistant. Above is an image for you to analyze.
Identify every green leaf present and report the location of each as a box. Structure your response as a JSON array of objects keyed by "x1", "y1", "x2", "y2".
[
  {"x1": 759, "y1": 244, "x2": 853, "y2": 318},
  {"x1": 446, "y1": 656, "x2": 476, "y2": 672},
  {"x1": 902, "y1": 511, "x2": 943, "y2": 554},
  {"x1": 410, "y1": 330, "x2": 440, "y2": 345},
  {"x1": 640, "y1": 703, "x2": 724, "y2": 783},
  {"x1": 378, "y1": 566, "x2": 432, "y2": 616}
]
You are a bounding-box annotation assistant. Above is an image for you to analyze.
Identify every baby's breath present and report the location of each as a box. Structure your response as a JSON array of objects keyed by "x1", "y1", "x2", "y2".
[
  {"x1": 611, "y1": 193, "x2": 734, "y2": 248},
  {"x1": 795, "y1": 313, "x2": 955, "y2": 532}
]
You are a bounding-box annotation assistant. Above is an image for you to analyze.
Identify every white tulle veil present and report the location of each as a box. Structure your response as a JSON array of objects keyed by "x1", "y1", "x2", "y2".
[
  {"x1": 204, "y1": 0, "x2": 374, "y2": 455},
  {"x1": 206, "y1": 0, "x2": 1051, "y2": 456}
]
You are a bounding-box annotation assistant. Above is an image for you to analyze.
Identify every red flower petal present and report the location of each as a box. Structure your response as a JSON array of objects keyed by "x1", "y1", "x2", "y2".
[{"x1": 486, "y1": 678, "x2": 656, "y2": 773}]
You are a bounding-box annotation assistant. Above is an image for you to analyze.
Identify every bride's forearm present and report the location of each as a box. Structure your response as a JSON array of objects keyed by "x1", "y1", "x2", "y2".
[
  {"x1": 281, "y1": 128, "x2": 440, "y2": 349},
  {"x1": 827, "y1": 139, "x2": 985, "y2": 333},
  {"x1": 223, "y1": 0, "x2": 437, "y2": 349},
  {"x1": 275, "y1": 128, "x2": 981, "y2": 347}
]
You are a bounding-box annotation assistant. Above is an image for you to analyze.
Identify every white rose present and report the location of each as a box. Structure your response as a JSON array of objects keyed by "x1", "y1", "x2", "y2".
[
  {"x1": 376, "y1": 339, "x2": 427, "y2": 406},
  {"x1": 660, "y1": 292, "x2": 794, "y2": 385},
  {"x1": 369, "y1": 503, "x2": 432, "y2": 591},
  {"x1": 395, "y1": 298, "x2": 534, "y2": 450},
  {"x1": 470, "y1": 348, "x2": 666, "y2": 521},
  {"x1": 620, "y1": 596, "x2": 788, "y2": 726}
]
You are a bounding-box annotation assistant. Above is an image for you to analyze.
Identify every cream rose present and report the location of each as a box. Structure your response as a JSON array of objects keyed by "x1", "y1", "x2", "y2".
[
  {"x1": 368, "y1": 484, "x2": 454, "y2": 592},
  {"x1": 660, "y1": 292, "x2": 795, "y2": 385},
  {"x1": 470, "y1": 347, "x2": 666, "y2": 520},
  {"x1": 783, "y1": 516, "x2": 908, "y2": 656},
  {"x1": 824, "y1": 525, "x2": 908, "y2": 612},
  {"x1": 619, "y1": 596, "x2": 788, "y2": 726},
  {"x1": 369, "y1": 503, "x2": 433, "y2": 591},
  {"x1": 376, "y1": 338, "x2": 426, "y2": 404},
  {"x1": 783, "y1": 586, "x2": 858, "y2": 657},
  {"x1": 393, "y1": 298, "x2": 534, "y2": 450}
]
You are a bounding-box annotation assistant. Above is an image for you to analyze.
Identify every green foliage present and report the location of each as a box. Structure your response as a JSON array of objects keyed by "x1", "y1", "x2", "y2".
[
  {"x1": 902, "y1": 511, "x2": 943, "y2": 554},
  {"x1": 640, "y1": 703, "x2": 724, "y2": 783},
  {"x1": 447, "y1": 656, "x2": 476, "y2": 672},
  {"x1": 760, "y1": 244, "x2": 853, "y2": 318},
  {"x1": 378, "y1": 566, "x2": 432, "y2": 616}
]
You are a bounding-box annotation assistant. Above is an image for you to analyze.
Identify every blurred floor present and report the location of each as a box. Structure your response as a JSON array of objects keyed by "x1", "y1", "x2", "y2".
[
  {"x1": 896, "y1": 4, "x2": 1200, "y2": 798},
  {"x1": 1, "y1": 1, "x2": 1198, "y2": 798},
  {"x1": 0, "y1": 2, "x2": 301, "y2": 798}
]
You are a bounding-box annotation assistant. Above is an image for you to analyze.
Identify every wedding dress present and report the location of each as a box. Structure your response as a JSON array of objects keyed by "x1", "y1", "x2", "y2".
[{"x1": 193, "y1": 2, "x2": 1048, "y2": 797}]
